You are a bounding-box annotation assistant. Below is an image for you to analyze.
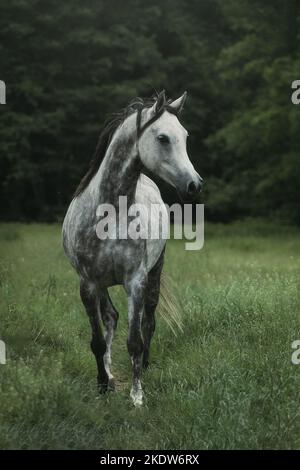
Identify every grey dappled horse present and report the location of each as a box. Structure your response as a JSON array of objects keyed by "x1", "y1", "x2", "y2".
[{"x1": 62, "y1": 91, "x2": 203, "y2": 405}]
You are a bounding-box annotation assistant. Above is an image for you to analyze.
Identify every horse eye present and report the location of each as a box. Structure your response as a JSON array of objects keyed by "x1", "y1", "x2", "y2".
[{"x1": 157, "y1": 134, "x2": 170, "y2": 144}]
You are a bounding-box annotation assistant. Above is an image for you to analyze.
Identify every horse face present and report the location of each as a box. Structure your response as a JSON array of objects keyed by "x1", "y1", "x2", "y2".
[{"x1": 138, "y1": 95, "x2": 203, "y2": 201}]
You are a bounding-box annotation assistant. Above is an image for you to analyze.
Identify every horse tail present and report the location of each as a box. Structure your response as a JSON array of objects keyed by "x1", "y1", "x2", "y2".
[{"x1": 158, "y1": 272, "x2": 183, "y2": 336}]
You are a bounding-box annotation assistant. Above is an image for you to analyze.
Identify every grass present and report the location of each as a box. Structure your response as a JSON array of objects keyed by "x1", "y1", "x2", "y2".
[{"x1": 0, "y1": 220, "x2": 300, "y2": 449}]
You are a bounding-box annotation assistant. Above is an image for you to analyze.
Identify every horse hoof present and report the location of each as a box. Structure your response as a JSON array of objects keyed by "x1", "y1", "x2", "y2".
[
  {"x1": 130, "y1": 387, "x2": 143, "y2": 407},
  {"x1": 98, "y1": 381, "x2": 108, "y2": 394},
  {"x1": 108, "y1": 378, "x2": 115, "y2": 392}
]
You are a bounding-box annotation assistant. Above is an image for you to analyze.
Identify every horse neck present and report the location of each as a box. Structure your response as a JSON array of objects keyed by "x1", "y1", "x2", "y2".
[{"x1": 92, "y1": 114, "x2": 142, "y2": 207}]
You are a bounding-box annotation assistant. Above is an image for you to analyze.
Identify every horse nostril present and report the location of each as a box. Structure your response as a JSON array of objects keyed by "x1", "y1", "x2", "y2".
[
  {"x1": 187, "y1": 181, "x2": 197, "y2": 195},
  {"x1": 197, "y1": 174, "x2": 204, "y2": 192}
]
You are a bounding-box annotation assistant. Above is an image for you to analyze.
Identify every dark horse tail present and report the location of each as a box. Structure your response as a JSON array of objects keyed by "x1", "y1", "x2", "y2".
[{"x1": 158, "y1": 272, "x2": 183, "y2": 336}]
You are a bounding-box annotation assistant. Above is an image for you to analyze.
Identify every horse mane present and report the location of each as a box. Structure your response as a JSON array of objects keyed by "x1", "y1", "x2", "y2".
[{"x1": 73, "y1": 94, "x2": 161, "y2": 198}]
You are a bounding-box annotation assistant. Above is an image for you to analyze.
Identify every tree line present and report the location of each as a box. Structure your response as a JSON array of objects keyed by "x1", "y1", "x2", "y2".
[{"x1": 0, "y1": 0, "x2": 299, "y2": 223}]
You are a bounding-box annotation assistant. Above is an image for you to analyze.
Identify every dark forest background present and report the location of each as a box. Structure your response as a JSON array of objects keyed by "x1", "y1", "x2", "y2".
[{"x1": 0, "y1": 0, "x2": 299, "y2": 223}]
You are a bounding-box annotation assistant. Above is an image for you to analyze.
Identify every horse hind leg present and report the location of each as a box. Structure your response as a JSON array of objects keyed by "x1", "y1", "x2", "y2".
[
  {"x1": 99, "y1": 289, "x2": 119, "y2": 390},
  {"x1": 142, "y1": 247, "x2": 165, "y2": 369},
  {"x1": 80, "y1": 279, "x2": 108, "y2": 393}
]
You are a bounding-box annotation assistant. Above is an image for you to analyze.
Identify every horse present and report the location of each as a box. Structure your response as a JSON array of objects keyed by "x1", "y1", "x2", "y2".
[{"x1": 62, "y1": 91, "x2": 203, "y2": 406}]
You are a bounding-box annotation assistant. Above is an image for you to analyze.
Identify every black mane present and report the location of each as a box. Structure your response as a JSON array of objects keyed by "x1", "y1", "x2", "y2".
[{"x1": 73, "y1": 95, "x2": 159, "y2": 198}]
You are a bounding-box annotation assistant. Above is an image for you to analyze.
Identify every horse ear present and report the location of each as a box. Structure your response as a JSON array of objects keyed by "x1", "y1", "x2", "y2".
[
  {"x1": 168, "y1": 91, "x2": 187, "y2": 114},
  {"x1": 155, "y1": 90, "x2": 166, "y2": 113},
  {"x1": 147, "y1": 90, "x2": 166, "y2": 118}
]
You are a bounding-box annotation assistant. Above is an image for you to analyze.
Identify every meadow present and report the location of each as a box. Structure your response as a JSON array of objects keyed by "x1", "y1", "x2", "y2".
[{"x1": 0, "y1": 221, "x2": 300, "y2": 450}]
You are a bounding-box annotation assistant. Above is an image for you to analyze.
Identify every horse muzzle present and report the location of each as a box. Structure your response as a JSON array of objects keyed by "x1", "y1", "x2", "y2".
[{"x1": 176, "y1": 173, "x2": 203, "y2": 202}]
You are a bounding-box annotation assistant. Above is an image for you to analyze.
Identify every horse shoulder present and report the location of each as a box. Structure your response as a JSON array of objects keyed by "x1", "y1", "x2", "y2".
[{"x1": 136, "y1": 174, "x2": 164, "y2": 205}]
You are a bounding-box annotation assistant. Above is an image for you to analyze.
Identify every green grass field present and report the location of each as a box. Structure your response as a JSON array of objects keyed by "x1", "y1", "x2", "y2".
[{"x1": 0, "y1": 221, "x2": 300, "y2": 449}]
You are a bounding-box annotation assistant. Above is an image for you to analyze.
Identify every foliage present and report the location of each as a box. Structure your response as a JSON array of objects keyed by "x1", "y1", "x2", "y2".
[{"x1": 0, "y1": 0, "x2": 299, "y2": 222}]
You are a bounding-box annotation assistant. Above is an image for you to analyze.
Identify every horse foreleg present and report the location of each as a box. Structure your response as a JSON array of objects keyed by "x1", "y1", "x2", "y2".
[
  {"x1": 125, "y1": 272, "x2": 147, "y2": 406},
  {"x1": 142, "y1": 247, "x2": 165, "y2": 369},
  {"x1": 80, "y1": 279, "x2": 108, "y2": 393}
]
